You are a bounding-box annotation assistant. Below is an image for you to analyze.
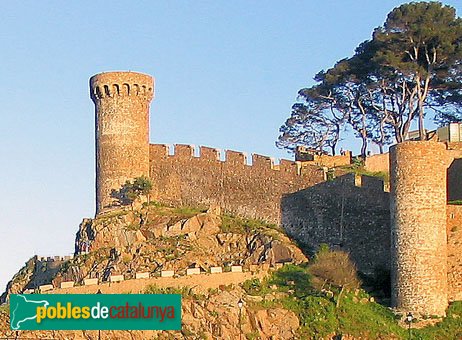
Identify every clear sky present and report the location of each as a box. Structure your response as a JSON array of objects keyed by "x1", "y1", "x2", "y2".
[{"x1": 1, "y1": 1, "x2": 461, "y2": 292}]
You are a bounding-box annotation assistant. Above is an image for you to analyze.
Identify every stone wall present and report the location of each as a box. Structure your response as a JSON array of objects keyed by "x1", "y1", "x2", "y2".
[
  {"x1": 301, "y1": 152, "x2": 352, "y2": 168},
  {"x1": 149, "y1": 144, "x2": 325, "y2": 224},
  {"x1": 390, "y1": 141, "x2": 448, "y2": 316},
  {"x1": 447, "y1": 205, "x2": 462, "y2": 302},
  {"x1": 281, "y1": 173, "x2": 390, "y2": 274},
  {"x1": 364, "y1": 153, "x2": 389, "y2": 173}
]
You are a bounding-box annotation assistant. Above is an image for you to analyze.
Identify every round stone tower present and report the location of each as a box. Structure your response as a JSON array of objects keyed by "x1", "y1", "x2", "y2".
[
  {"x1": 390, "y1": 141, "x2": 448, "y2": 316},
  {"x1": 90, "y1": 71, "x2": 154, "y2": 214}
]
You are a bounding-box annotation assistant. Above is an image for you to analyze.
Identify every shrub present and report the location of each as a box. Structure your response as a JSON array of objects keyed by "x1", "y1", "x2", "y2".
[{"x1": 309, "y1": 248, "x2": 361, "y2": 291}]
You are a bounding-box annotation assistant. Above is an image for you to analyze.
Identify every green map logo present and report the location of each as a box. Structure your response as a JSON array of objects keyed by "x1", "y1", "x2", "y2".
[
  {"x1": 10, "y1": 294, "x2": 181, "y2": 330},
  {"x1": 10, "y1": 295, "x2": 49, "y2": 330}
]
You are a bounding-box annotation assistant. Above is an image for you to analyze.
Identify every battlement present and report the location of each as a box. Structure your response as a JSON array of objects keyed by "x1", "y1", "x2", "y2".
[
  {"x1": 150, "y1": 144, "x2": 308, "y2": 176},
  {"x1": 91, "y1": 71, "x2": 154, "y2": 214},
  {"x1": 90, "y1": 71, "x2": 154, "y2": 101},
  {"x1": 36, "y1": 255, "x2": 74, "y2": 262},
  {"x1": 149, "y1": 143, "x2": 325, "y2": 223}
]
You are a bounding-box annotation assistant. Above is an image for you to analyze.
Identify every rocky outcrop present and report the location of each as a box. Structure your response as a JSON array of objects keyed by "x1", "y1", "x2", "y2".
[
  {"x1": 1, "y1": 205, "x2": 307, "y2": 301},
  {"x1": 0, "y1": 286, "x2": 300, "y2": 339},
  {"x1": 61, "y1": 206, "x2": 307, "y2": 285}
]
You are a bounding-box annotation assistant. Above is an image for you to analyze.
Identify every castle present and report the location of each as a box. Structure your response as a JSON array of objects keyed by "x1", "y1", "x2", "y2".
[{"x1": 90, "y1": 71, "x2": 462, "y2": 317}]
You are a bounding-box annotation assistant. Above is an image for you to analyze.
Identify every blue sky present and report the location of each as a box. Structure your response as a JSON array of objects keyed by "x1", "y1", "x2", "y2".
[{"x1": 1, "y1": 1, "x2": 461, "y2": 291}]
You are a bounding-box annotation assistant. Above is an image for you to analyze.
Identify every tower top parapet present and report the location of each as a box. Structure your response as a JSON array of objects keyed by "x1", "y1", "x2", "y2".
[{"x1": 90, "y1": 71, "x2": 154, "y2": 102}]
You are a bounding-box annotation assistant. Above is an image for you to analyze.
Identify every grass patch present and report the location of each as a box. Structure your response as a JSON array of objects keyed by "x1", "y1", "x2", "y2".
[
  {"x1": 448, "y1": 200, "x2": 462, "y2": 205},
  {"x1": 220, "y1": 214, "x2": 282, "y2": 237},
  {"x1": 146, "y1": 204, "x2": 205, "y2": 219},
  {"x1": 241, "y1": 255, "x2": 462, "y2": 339},
  {"x1": 242, "y1": 264, "x2": 402, "y2": 338},
  {"x1": 97, "y1": 209, "x2": 129, "y2": 220},
  {"x1": 144, "y1": 284, "x2": 207, "y2": 301},
  {"x1": 412, "y1": 301, "x2": 462, "y2": 340},
  {"x1": 337, "y1": 157, "x2": 389, "y2": 184}
]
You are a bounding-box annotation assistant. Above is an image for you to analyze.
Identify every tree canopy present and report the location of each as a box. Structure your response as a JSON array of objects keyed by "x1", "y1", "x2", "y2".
[
  {"x1": 278, "y1": 2, "x2": 462, "y2": 158},
  {"x1": 111, "y1": 176, "x2": 153, "y2": 209}
]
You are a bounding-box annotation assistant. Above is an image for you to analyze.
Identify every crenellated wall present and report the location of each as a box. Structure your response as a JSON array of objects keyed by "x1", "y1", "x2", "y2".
[
  {"x1": 87, "y1": 71, "x2": 462, "y2": 317},
  {"x1": 149, "y1": 144, "x2": 326, "y2": 224}
]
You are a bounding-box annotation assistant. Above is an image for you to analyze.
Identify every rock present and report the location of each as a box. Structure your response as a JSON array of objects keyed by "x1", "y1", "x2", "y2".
[
  {"x1": 246, "y1": 234, "x2": 308, "y2": 266},
  {"x1": 267, "y1": 241, "x2": 293, "y2": 265},
  {"x1": 196, "y1": 213, "x2": 221, "y2": 235},
  {"x1": 182, "y1": 215, "x2": 202, "y2": 233},
  {"x1": 264, "y1": 294, "x2": 275, "y2": 301},
  {"x1": 166, "y1": 220, "x2": 184, "y2": 235},
  {"x1": 207, "y1": 204, "x2": 221, "y2": 215},
  {"x1": 246, "y1": 295, "x2": 263, "y2": 302},
  {"x1": 251, "y1": 308, "x2": 299, "y2": 339},
  {"x1": 216, "y1": 233, "x2": 241, "y2": 245}
]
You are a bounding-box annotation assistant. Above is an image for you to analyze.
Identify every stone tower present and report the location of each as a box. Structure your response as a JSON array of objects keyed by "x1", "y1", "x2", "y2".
[
  {"x1": 390, "y1": 141, "x2": 448, "y2": 316},
  {"x1": 90, "y1": 71, "x2": 154, "y2": 214}
]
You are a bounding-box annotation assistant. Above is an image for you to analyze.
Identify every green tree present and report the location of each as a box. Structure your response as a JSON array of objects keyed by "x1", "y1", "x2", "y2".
[
  {"x1": 278, "y1": 2, "x2": 462, "y2": 155},
  {"x1": 111, "y1": 176, "x2": 153, "y2": 209},
  {"x1": 372, "y1": 1, "x2": 462, "y2": 139},
  {"x1": 277, "y1": 102, "x2": 343, "y2": 155}
]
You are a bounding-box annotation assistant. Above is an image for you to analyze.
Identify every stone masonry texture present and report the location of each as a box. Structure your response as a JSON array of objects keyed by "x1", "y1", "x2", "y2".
[
  {"x1": 90, "y1": 71, "x2": 154, "y2": 213},
  {"x1": 447, "y1": 205, "x2": 462, "y2": 302},
  {"x1": 390, "y1": 141, "x2": 448, "y2": 316},
  {"x1": 88, "y1": 71, "x2": 462, "y2": 315},
  {"x1": 281, "y1": 173, "x2": 390, "y2": 274},
  {"x1": 149, "y1": 144, "x2": 325, "y2": 224}
]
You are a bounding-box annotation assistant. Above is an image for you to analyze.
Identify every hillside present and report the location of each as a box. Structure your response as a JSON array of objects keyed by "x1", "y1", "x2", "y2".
[
  {"x1": 1, "y1": 204, "x2": 305, "y2": 301},
  {"x1": 1, "y1": 204, "x2": 461, "y2": 339}
]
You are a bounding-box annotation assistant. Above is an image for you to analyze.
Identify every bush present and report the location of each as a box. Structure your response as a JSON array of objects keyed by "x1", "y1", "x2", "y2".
[{"x1": 309, "y1": 248, "x2": 361, "y2": 291}]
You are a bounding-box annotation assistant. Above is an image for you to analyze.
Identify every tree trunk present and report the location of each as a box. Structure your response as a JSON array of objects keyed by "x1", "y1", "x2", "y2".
[
  {"x1": 360, "y1": 135, "x2": 368, "y2": 159},
  {"x1": 418, "y1": 105, "x2": 425, "y2": 140}
]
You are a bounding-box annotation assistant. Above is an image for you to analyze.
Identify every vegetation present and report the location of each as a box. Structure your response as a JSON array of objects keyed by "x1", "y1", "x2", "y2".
[
  {"x1": 111, "y1": 175, "x2": 153, "y2": 209},
  {"x1": 309, "y1": 245, "x2": 361, "y2": 292},
  {"x1": 277, "y1": 2, "x2": 462, "y2": 158},
  {"x1": 144, "y1": 284, "x2": 207, "y2": 301},
  {"x1": 146, "y1": 204, "x2": 205, "y2": 219},
  {"x1": 220, "y1": 214, "x2": 283, "y2": 237},
  {"x1": 242, "y1": 249, "x2": 462, "y2": 339},
  {"x1": 338, "y1": 157, "x2": 389, "y2": 183}
]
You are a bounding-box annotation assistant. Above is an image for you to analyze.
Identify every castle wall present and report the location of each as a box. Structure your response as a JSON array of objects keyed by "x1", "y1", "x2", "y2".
[
  {"x1": 447, "y1": 205, "x2": 462, "y2": 302},
  {"x1": 301, "y1": 152, "x2": 352, "y2": 168},
  {"x1": 149, "y1": 144, "x2": 325, "y2": 224},
  {"x1": 390, "y1": 141, "x2": 448, "y2": 316},
  {"x1": 281, "y1": 174, "x2": 390, "y2": 274},
  {"x1": 364, "y1": 153, "x2": 389, "y2": 173},
  {"x1": 91, "y1": 72, "x2": 154, "y2": 213}
]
